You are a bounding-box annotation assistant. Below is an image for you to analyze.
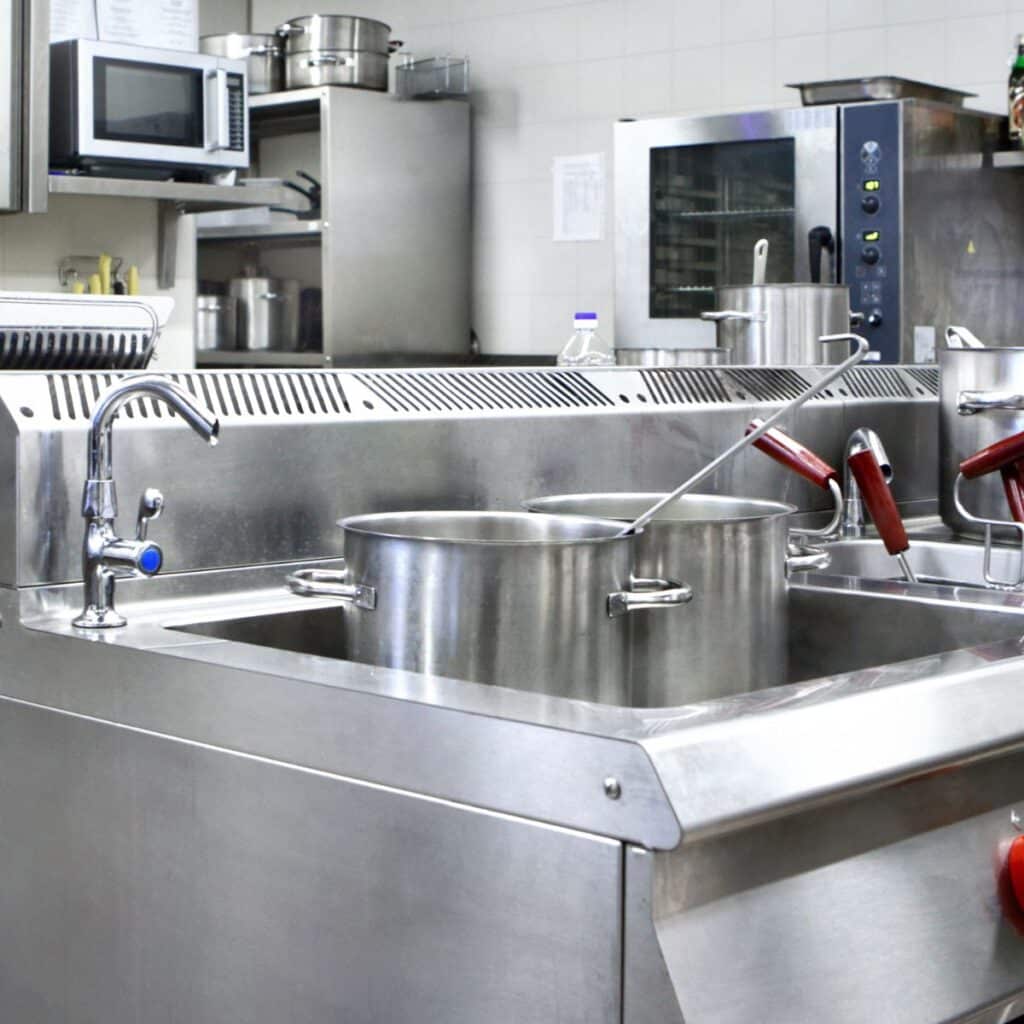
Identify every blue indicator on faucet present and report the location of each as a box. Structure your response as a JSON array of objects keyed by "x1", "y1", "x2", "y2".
[{"x1": 138, "y1": 546, "x2": 162, "y2": 574}]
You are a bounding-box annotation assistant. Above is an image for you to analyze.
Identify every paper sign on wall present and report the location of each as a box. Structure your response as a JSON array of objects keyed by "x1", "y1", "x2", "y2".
[
  {"x1": 96, "y1": 0, "x2": 198, "y2": 51},
  {"x1": 51, "y1": 0, "x2": 99, "y2": 41},
  {"x1": 553, "y1": 153, "x2": 605, "y2": 242}
]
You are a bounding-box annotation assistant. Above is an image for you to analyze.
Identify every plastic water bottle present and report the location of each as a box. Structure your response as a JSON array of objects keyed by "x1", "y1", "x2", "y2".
[{"x1": 557, "y1": 312, "x2": 615, "y2": 367}]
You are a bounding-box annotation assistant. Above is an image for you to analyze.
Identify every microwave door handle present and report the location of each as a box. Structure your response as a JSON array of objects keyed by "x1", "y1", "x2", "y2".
[{"x1": 206, "y1": 68, "x2": 230, "y2": 151}]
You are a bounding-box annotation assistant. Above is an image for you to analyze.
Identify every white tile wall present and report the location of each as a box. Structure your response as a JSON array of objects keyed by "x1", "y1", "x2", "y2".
[{"x1": 250, "y1": 0, "x2": 1023, "y2": 357}]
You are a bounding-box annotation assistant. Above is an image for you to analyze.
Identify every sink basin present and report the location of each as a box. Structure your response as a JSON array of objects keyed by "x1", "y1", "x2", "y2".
[
  {"x1": 819, "y1": 537, "x2": 1024, "y2": 590},
  {"x1": 173, "y1": 579, "x2": 1024, "y2": 706}
]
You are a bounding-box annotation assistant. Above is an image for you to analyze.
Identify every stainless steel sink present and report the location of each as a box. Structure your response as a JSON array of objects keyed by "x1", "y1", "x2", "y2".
[
  {"x1": 175, "y1": 579, "x2": 1024, "y2": 705},
  {"x1": 818, "y1": 537, "x2": 1024, "y2": 590}
]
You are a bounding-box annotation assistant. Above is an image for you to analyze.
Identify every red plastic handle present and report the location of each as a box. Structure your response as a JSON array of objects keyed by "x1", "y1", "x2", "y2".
[
  {"x1": 960, "y1": 429, "x2": 1024, "y2": 480},
  {"x1": 847, "y1": 448, "x2": 909, "y2": 555},
  {"x1": 1002, "y1": 461, "x2": 1024, "y2": 523},
  {"x1": 746, "y1": 419, "x2": 838, "y2": 491}
]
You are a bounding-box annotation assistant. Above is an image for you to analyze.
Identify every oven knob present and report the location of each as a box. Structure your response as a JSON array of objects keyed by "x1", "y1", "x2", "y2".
[
  {"x1": 861, "y1": 246, "x2": 881, "y2": 265},
  {"x1": 861, "y1": 195, "x2": 880, "y2": 214},
  {"x1": 867, "y1": 311, "x2": 883, "y2": 328},
  {"x1": 1008, "y1": 836, "x2": 1024, "y2": 912}
]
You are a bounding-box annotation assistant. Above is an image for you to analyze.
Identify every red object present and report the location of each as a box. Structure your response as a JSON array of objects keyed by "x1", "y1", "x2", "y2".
[
  {"x1": 1009, "y1": 836, "x2": 1024, "y2": 914},
  {"x1": 960, "y1": 429, "x2": 1024, "y2": 480},
  {"x1": 1002, "y1": 461, "x2": 1024, "y2": 523},
  {"x1": 847, "y1": 448, "x2": 909, "y2": 555},
  {"x1": 747, "y1": 419, "x2": 838, "y2": 491}
]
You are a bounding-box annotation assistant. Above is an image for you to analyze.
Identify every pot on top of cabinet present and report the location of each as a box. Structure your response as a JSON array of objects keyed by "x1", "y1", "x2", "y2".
[{"x1": 277, "y1": 14, "x2": 402, "y2": 91}]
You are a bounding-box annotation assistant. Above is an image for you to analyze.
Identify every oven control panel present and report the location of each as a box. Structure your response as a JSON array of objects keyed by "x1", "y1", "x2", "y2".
[{"x1": 841, "y1": 102, "x2": 901, "y2": 363}]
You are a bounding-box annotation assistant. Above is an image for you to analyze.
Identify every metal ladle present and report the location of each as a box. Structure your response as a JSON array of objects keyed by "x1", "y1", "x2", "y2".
[{"x1": 620, "y1": 333, "x2": 871, "y2": 536}]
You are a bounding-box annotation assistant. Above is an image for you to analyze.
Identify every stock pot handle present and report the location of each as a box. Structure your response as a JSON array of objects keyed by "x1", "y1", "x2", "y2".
[
  {"x1": 957, "y1": 390, "x2": 1024, "y2": 416},
  {"x1": 608, "y1": 577, "x2": 692, "y2": 618},
  {"x1": 785, "y1": 546, "x2": 831, "y2": 573},
  {"x1": 286, "y1": 567, "x2": 377, "y2": 610},
  {"x1": 700, "y1": 309, "x2": 766, "y2": 323}
]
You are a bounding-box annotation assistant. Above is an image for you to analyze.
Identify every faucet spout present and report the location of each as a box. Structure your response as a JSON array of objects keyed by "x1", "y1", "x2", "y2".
[
  {"x1": 842, "y1": 428, "x2": 893, "y2": 538},
  {"x1": 74, "y1": 375, "x2": 220, "y2": 629}
]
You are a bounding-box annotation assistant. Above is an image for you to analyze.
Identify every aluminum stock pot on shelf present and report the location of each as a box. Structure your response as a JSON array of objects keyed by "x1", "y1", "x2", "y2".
[
  {"x1": 286, "y1": 511, "x2": 692, "y2": 705},
  {"x1": 199, "y1": 33, "x2": 283, "y2": 94},
  {"x1": 277, "y1": 15, "x2": 399, "y2": 91}
]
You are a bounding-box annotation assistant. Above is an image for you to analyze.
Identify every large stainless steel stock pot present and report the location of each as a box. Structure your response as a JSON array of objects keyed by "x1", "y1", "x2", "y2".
[
  {"x1": 939, "y1": 333, "x2": 1024, "y2": 537},
  {"x1": 524, "y1": 493, "x2": 807, "y2": 705},
  {"x1": 278, "y1": 15, "x2": 397, "y2": 91},
  {"x1": 702, "y1": 284, "x2": 852, "y2": 365},
  {"x1": 287, "y1": 511, "x2": 691, "y2": 704}
]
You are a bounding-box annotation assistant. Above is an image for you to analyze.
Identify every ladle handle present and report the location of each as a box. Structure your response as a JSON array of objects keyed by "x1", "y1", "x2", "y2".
[
  {"x1": 746, "y1": 419, "x2": 838, "y2": 491},
  {"x1": 847, "y1": 449, "x2": 909, "y2": 556},
  {"x1": 960, "y1": 428, "x2": 1024, "y2": 479}
]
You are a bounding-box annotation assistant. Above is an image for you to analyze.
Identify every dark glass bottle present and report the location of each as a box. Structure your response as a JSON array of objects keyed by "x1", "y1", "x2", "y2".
[{"x1": 1010, "y1": 34, "x2": 1024, "y2": 145}]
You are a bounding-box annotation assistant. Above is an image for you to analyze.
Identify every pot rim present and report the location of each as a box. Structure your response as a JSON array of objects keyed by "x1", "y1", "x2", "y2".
[
  {"x1": 523, "y1": 492, "x2": 798, "y2": 524},
  {"x1": 277, "y1": 14, "x2": 392, "y2": 34},
  {"x1": 339, "y1": 509, "x2": 632, "y2": 546},
  {"x1": 716, "y1": 283, "x2": 849, "y2": 291}
]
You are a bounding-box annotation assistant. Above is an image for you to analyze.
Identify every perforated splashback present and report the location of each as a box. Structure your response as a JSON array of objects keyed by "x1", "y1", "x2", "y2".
[
  {"x1": 36, "y1": 365, "x2": 938, "y2": 423},
  {"x1": 45, "y1": 372, "x2": 349, "y2": 421}
]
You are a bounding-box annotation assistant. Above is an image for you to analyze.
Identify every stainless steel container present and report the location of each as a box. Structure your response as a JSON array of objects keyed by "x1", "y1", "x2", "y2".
[
  {"x1": 703, "y1": 284, "x2": 851, "y2": 365},
  {"x1": 278, "y1": 14, "x2": 392, "y2": 54},
  {"x1": 278, "y1": 14, "x2": 393, "y2": 91},
  {"x1": 199, "y1": 33, "x2": 283, "y2": 94},
  {"x1": 283, "y1": 49, "x2": 389, "y2": 91},
  {"x1": 939, "y1": 344, "x2": 1024, "y2": 537},
  {"x1": 195, "y1": 294, "x2": 238, "y2": 352},
  {"x1": 524, "y1": 493, "x2": 794, "y2": 705},
  {"x1": 229, "y1": 276, "x2": 300, "y2": 352},
  {"x1": 615, "y1": 347, "x2": 729, "y2": 367},
  {"x1": 287, "y1": 511, "x2": 691, "y2": 704}
]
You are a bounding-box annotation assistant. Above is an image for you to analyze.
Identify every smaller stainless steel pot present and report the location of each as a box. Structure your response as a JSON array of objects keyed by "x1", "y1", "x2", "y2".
[
  {"x1": 278, "y1": 14, "x2": 393, "y2": 55},
  {"x1": 702, "y1": 284, "x2": 852, "y2": 365},
  {"x1": 200, "y1": 33, "x2": 283, "y2": 94},
  {"x1": 525, "y1": 493, "x2": 822, "y2": 706},
  {"x1": 229, "y1": 276, "x2": 300, "y2": 351},
  {"x1": 615, "y1": 347, "x2": 729, "y2": 367},
  {"x1": 287, "y1": 510, "x2": 692, "y2": 704},
  {"x1": 195, "y1": 294, "x2": 237, "y2": 352},
  {"x1": 284, "y1": 49, "x2": 390, "y2": 91}
]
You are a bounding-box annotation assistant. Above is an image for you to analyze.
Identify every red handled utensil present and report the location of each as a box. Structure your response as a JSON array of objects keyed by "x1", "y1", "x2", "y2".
[
  {"x1": 746, "y1": 419, "x2": 843, "y2": 538},
  {"x1": 846, "y1": 446, "x2": 917, "y2": 582},
  {"x1": 1002, "y1": 461, "x2": 1024, "y2": 523}
]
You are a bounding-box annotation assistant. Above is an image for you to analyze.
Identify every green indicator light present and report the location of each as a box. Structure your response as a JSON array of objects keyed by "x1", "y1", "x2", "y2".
[
  {"x1": 863, "y1": 179, "x2": 881, "y2": 191},
  {"x1": 862, "y1": 230, "x2": 880, "y2": 242}
]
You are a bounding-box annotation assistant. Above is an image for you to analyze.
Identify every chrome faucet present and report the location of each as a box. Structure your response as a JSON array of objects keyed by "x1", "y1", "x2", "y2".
[
  {"x1": 73, "y1": 375, "x2": 220, "y2": 629},
  {"x1": 841, "y1": 427, "x2": 892, "y2": 537}
]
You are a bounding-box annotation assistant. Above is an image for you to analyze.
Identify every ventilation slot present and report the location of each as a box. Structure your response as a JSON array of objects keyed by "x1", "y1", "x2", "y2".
[
  {"x1": 0, "y1": 330, "x2": 151, "y2": 370},
  {"x1": 355, "y1": 370, "x2": 614, "y2": 413},
  {"x1": 724, "y1": 368, "x2": 813, "y2": 402},
  {"x1": 42, "y1": 371, "x2": 350, "y2": 421},
  {"x1": 905, "y1": 366, "x2": 940, "y2": 395},
  {"x1": 641, "y1": 368, "x2": 730, "y2": 404},
  {"x1": 828, "y1": 366, "x2": 911, "y2": 399}
]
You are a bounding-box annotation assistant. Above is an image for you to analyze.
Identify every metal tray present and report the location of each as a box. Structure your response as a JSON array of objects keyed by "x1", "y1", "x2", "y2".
[{"x1": 788, "y1": 77, "x2": 976, "y2": 107}]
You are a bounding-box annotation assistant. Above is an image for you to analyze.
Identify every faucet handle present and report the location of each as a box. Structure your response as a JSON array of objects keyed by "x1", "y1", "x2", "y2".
[{"x1": 136, "y1": 488, "x2": 165, "y2": 541}]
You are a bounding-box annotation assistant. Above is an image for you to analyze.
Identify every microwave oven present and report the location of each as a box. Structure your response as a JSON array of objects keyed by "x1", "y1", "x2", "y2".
[
  {"x1": 615, "y1": 100, "x2": 1024, "y2": 363},
  {"x1": 50, "y1": 40, "x2": 249, "y2": 179}
]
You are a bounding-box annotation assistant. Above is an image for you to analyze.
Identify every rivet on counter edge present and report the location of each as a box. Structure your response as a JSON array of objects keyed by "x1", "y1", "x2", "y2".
[{"x1": 603, "y1": 777, "x2": 622, "y2": 800}]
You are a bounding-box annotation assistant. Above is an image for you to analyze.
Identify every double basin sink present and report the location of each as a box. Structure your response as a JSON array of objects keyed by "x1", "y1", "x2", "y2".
[{"x1": 175, "y1": 523, "x2": 1024, "y2": 709}]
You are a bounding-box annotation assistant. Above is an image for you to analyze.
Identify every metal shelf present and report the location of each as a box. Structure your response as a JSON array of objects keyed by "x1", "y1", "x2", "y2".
[
  {"x1": 197, "y1": 219, "x2": 323, "y2": 242},
  {"x1": 196, "y1": 349, "x2": 327, "y2": 368},
  {"x1": 48, "y1": 174, "x2": 298, "y2": 212}
]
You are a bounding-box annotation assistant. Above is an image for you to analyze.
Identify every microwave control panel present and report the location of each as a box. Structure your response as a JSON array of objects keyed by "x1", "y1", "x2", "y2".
[{"x1": 841, "y1": 102, "x2": 901, "y2": 363}]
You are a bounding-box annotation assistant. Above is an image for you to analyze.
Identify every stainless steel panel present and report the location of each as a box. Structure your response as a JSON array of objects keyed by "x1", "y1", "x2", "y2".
[
  {"x1": 0, "y1": 0, "x2": 20, "y2": 211},
  {"x1": 22, "y1": 0, "x2": 48, "y2": 213},
  {"x1": 902, "y1": 102, "x2": 1024, "y2": 354},
  {"x1": 646, "y1": 753, "x2": 1024, "y2": 1023},
  {"x1": 0, "y1": 368, "x2": 935, "y2": 587},
  {"x1": 615, "y1": 106, "x2": 839, "y2": 348},
  {"x1": 0, "y1": 696, "x2": 622, "y2": 1023},
  {"x1": 319, "y1": 87, "x2": 470, "y2": 363}
]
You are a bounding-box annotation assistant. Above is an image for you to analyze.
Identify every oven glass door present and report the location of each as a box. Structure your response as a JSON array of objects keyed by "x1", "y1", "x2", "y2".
[
  {"x1": 650, "y1": 138, "x2": 795, "y2": 319},
  {"x1": 92, "y1": 58, "x2": 203, "y2": 149}
]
